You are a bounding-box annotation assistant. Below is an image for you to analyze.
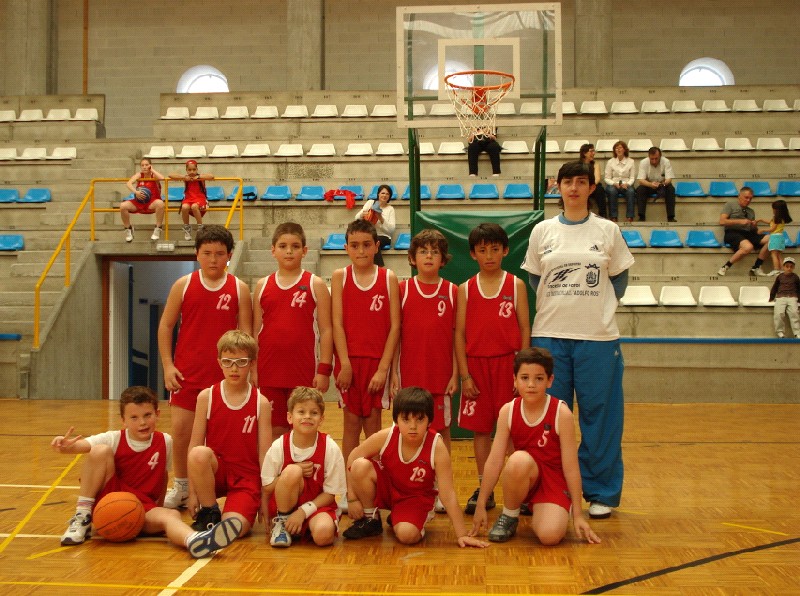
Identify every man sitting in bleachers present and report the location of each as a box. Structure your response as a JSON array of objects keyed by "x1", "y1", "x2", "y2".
[
  {"x1": 717, "y1": 186, "x2": 770, "y2": 276},
  {"x1": 635, "y1": 147, "x2": 676, "y2": 222}
]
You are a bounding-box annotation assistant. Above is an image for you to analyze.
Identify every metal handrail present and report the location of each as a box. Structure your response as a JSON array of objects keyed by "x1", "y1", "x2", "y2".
[{"x1": 32, "y1": 177, "x2": 244, "y2": 348}]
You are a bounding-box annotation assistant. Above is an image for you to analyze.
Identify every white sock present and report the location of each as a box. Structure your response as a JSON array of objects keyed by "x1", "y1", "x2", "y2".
[
  {"x1": 173, "y1": 478, "x2": 188, "y2": 491},
  {"x1": 502, "y1": 507, "x2": 520, "y2": 518},
  {"x1": 76, "y1": 496, "x2": 95, "y2": 515},
  {"x1": 363, "y1": 507, "x2": 377, "y2": 518}
]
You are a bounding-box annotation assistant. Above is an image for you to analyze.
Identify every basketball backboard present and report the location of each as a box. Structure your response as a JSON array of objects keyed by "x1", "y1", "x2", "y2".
[{"x1": 396, "y1": 3, "x2": 562, "y2": 132}]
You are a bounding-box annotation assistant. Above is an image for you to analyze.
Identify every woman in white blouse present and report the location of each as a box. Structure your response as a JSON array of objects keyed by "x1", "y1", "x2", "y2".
[
  {"x1": 603, "y1": 141, "x2": 636, "y2": 223},
  {"x1": 355, "y1": 184, "x2": 396, "y2": 266}
]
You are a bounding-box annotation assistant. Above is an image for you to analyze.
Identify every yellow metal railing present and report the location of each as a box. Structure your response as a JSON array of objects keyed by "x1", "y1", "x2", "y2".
[{"x1": 32, "y1": 178, "x2": 245, "y2": 348}]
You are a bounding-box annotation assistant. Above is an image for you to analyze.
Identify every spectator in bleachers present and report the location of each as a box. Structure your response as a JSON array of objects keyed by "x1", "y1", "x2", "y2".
[
  {"x1": 603, "y1": 141, "x2": 635, "y2": 223},
  {"x1": 579, "y1": 143, "x2": 607, "y2": 218},
  {"x1": 121, "y1": 158, "x2": 166, "y2": 242},
  {"x1": 717, "y1": 187, "x2": 770, "y2": 276},
  {"x1": 170, "y1": 160, "x2": 214, "y2": 241},
  {"x1": 769, "y1": 256, "x2": 800, "y2": 338},
  {"x1": 467, "y1": 127, "x2": 502, "y2": 177},
  {"x1": 355, "y1": 184, "x2": 395, "y2": 267},
  {"x1": 635, "y1": 147, "x2": 676, "y2": 222},
  {"x1": 756, "y1": 199, "x2": 793, "y2": 275}
]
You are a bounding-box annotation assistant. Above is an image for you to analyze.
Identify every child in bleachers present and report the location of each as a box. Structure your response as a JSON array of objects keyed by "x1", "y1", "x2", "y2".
[
  {"x1": 757, "y1": 200, "x2": 793, "y2": 275},
  {"x1": 170, "y1": 160, "x2": 214, "y2": 241},
  {"x1": 121, "y1": 158, "x2": 166, "y2": 242},
  {"x1": 769, "y1": 256, "x2": 800, "y2": 338}
]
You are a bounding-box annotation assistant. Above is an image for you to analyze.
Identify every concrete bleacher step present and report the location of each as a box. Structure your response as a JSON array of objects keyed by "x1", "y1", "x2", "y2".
[{"x1": 617, "y1": 307, "x2": 775, "y2": 337}]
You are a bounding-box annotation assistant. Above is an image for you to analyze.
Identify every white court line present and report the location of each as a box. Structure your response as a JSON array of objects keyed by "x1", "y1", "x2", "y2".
[
  {"x1": 0, "y1": 484, "x2": 80, "y2": 489},
  {"x1": 1, "y1": 533, "x2": 168, "y2": 541},
  {"x1": 158, "y1": 557, "x2": 214, "y2": 596}
]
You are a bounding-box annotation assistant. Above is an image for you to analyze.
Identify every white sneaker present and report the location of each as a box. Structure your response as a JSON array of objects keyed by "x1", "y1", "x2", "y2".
[
  {"x1": 163, "y1": 486, "x2": 189, "y2": 509},
  {"x1": 188, "y1": 517, "x2": 242, "y2": 558},
  {"x1": 749, "y1": 267, "x2": 767, "y2": 276},
  {"x1": 434, "y1": 496, "x2": 446, "y2": 513},
  {"x1": 270, "y1": 517, "x2": 291, "y2": 547},
  {"x1": 717, "y1": 265, "x2": 728, "y2": 276},
  {"x1": 151, "y1": 227, "x2": 161, "y2": 241},
  {"x1": 336, "y1": 494, "x2": 348, "y2": 514},
  {"x1": 124, "y1": 227, "x2": 134, "y2": 243},
  {"x1": 61, "y1": 511, "x2": 92, "y2": 545},
  {"x1": 588, "y1": 502, "x2": 613, "y2": 519},
  {"x1": 183, "y1": 225, "x2": 192, "y2": 241},
  {"x1": 766, "y1": 270, "x2": 780, "y2": 276}
]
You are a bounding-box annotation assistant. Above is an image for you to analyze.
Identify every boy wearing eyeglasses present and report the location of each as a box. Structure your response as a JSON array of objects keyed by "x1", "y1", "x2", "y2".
[
  {"x1": 158, "y1": 224, "x2": 253, "y2": 510},
  {"x1": 390, "y1": 230, "x2": 457, "y2": 514},
  {"x1": 186, "y1": 330, "x2": 271, "y2": 537}
]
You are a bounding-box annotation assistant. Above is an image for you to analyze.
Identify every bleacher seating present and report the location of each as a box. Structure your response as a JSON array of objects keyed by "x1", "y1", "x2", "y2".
[
  {"x1": 144, "y1": 145, "x2": 175, "y2": 158},
  {"x1": 628, "y1": 138, "x2": 653, "y2": 152},
  {"x1": 274, "y1": 143, "x2": 304, "y2": 157},
  {"x1": 261, "y1": 185, "x2": 292, "y2": 200},
  {"x1": 724, "y1": 137, "x2": 755, "y2": 151},
  {"x1": 162, "y1": 107, "x2": 190, "y2": 119},
  {"x1": 307, "y1": 143, "x2": 336, "y2": 156},
  {"x1": 228, "y1": 185, "x2": 259, "y2": 201},
  {"x1": 296, "y1": 185, "x2": 325, "y2": 201},
  {"x1": 621, "y1": 230, "x2": 646, "y2": 248},
  {"x1": 545, "y1": 140, "x2": 560, "y2": 153},
  {"x1": 675, "y1": 181, "x2": 706, "y2": 197},
  {"x1": 649, "y1": 229, "x2": 683, "y2": 247},
  {"x1": 744, "y1": 181, "x2": 775, "y2": 196},
  {"x1": 0, "y1": 149, "x2": 18, "y2": 160},
  {"x1": 732, "y1": 99, "x2": 760, "y2": 112},
  {"x1": 311, "y1": 104, "x2": 338, "y2": 117},
  {"x1": 709, "y1": 181, "x2": 738, "y2": 197},
  {"x1": 619, "y1": 285, "x2": 658, "y2": 306},
  {"x1": 698, "y1": 286, "x2": 737, "y2": 307},
  {"x1": 563, "y1": 140, "x2": 589, "y2": 153},
  {"x1": 20, "y1": 188, "x2": 52, "y2": 203},
  {"x1": 18, "y1": 148, "x2": 47, "y2": 160},
  {"x1": 176, "y1": 145, "x2": 207, "y2": 158},
  {"x1": 641, "y1": 101, "x2": 669, "y2": 113},
  {"x1": 436, "y1": 184, "x2": 466, "y2": 200},
  {"x1": 556, "y1": 101, "x2": 577, "y2": 114},
  {"x1": 780, "y1": 231, "x2": 797, "y2": 248},
  {"x1": 339, "y1": 185, "x2": 364, "y2": 200},
  {"x1": 495, "y1": 103, "x2": 516, "y2": 115},
  {"x1": 692, "y1": 138, "x2": 722, "y2": 151},
  {"x1": 252, "y1": 105, "x2": 279, "y2": 119},
  {"x1": 370, "y1": 105, "x2": 397, "y2": 117},
  {"x1": 685, "y1": 230, "x2": 722, "y2": 248},
  {"x1": 0, "y1": 234, "x2": 24, "y2": 251},
  {"x1": 72, "y1": 108, "x2": 99, "y2": 121},
  {"x1": 221, "y1": 106, "x2": 249, "y2": 119},
  {"x1": 580, "y1": 101, "x2": 607, "y2": 114},
  {"x1": 46, "y1": 108, "x2": 71, "y2": 120},
  {"x1": 344, "y1": 143, "x2": 373, "y2": 156},
  {"x1": 418, "y1": 142, "x2": 435, "y2": 155},
  {"x1": 671, "y1": 100, "x2": 700, "y2": 113},
  {"x1": 341, "y1": 105, "x2": 368, "y2": 117},
  {"x1": 394, "y1": 233, "x2": 411, "y2": 250},
  {"x1": 701, "y1": 100, "x2": 730, "y2": 112},
  {"x1": 738, "y1": 286, "x2": 773, "y2": 307},
  {"x1": 595, "y1": 139, "x2": 617, "y2": 153},
  {"x1": 503, "y1": 183, "x2": 533, "y2": 200},
  {"x1": 429, "y1": 104, "x2": 456, "y2": 117},
  {"x1": 46, "y1": 147, "x2": 77, "y2": 160},
  {"x1": 0, "y1": 189, "x2": 21, "y2": 203},
  {"x1": 282, "y1": 105, "x2": 309, "y2": 118},
  {"x1": 167, "y1": 187, "x2": 184, "y2": 202},
  {"x1": 18, "y1": 109, "x2": 44, "y2": 121},
  {"x1": 659, "y1": 138, "x2": 689, "y2": 152},
  {"x1": 762, "y1": 99, "x2": 792, "y2": 112},
  {"x1": 375, "y1": 142, "x2": 404, "y2": 156},
  {"x1": 0, "y1": 110, "x2": 16, "y2": 122},
  {"x1": 469, "y1": 183, "x2": 499, "y2": 200},
  {"x1": 205, "y1": 186, "x2": 226, "y2": 201},
  {"x1": 406, "y1": 104, "x2": 426, "y2": 117},
  {"x1": 659, "y1": 286, "x2": 697, "y2": 306},
  {"x1": 241, "y1": 143, "x2": 270, "y2": 157},
  {"x1": 756, "y1": 138, "x2": 787, "y2": 150},
  {"x1": 437, "y1": 141, "x2": 465, "y2": 154},
  {"x1": 610, "y1": 101, "x2": 637, "y2": 114},
  {"x1": 322, "y1": 233, "x2": 346, "y2": 250},
  {"x1": 777, "y1": 181, "x2": 800, "y2": 197},
  {"x1": 401, "y1": 185, "x2": 431, "y2": 200},
  {"x1": 368, "y1": 184, "x2": 398, "y2": 200},
  {"x1": 501, "y1": 141, "x2": 529, "y2": 154},
  {"x1": 208, "y1": 144, "x2": 239, "y2": 158},
  {"x1": 190, "y1": 107, "x2": 219, "y2": 119},
  {"x1": 520, "y1": 101, "x2": 543, "y2": 115}
]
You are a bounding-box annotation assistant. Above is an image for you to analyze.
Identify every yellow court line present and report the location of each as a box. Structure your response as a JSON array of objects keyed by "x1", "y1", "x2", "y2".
[
  {"x1": 27, "y1": 545, "x2": 72, "y2": 559},
  {"x1": 0, "y1": 581, "x2": 575, "y2": 596},
  {"x1": 722, "y1": 522, "x2": 790, "y2": 536},
  {"x1": 0, "y1": 454, "x2": 81, "y2": 554}
]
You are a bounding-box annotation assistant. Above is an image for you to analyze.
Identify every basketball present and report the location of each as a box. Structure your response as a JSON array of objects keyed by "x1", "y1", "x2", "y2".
[
  {"x1": 93, "y1": 491, "x2": 145, "y2": 542},
  {"x1": 135, "y1": 187, "x2": 152, "y2": 204}
]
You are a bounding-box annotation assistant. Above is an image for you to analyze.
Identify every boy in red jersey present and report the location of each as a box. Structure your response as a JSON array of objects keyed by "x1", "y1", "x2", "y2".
[
  {"x1": 391, "y1": 229, "x2": 457, "y2": 512},
  {"x1": 253, "y1": 222, "x2": 333, "y2": 438},
  {"x1": 262, "y1": 387, "x2": 346, "y2": 547},
  {"x1": 455, "y1": 223, "x2": 530, "y2": 514},
  {"x1": 158, "y1": 224, "x2": 252, "y2": 509},
  {"x1": 470, "y1": 348, "x2": 600, "y2": 545},
  {"x1": 343, "y1": 387, "x2": 488, "y2": 548},
  {"x1": 186, "y1": 330, "x2": 271, "y2": 542},
  {"x1": 331, "y1": 219, "x2": 400, "y2": 464},
  {"x1": 169, "y1": 159, "x2": 214, "y2": 241},
  {"x1": 120, "y1": 157, "x2": 166, "y2": 242},
  {"x1": 51, "y1": 386, "x2": 241, "y2": 558}
]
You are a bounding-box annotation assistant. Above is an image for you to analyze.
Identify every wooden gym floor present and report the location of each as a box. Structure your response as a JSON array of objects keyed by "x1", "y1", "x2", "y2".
[{"x1": 0, "y1": 399, "x2": 798, "y2": 595}]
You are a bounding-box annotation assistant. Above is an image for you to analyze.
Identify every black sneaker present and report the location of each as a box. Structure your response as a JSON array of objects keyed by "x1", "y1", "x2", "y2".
[
  {"x1": 464, "y1": 488, "x2": 495, "y2": 514},
  {"x1": 343, "y1": 514, "x2": 383, "y2": 539},
  {"x1": 488, "y1": 513, "x2": 519, "y2": 542},
  {"x1": 192, "y1": 504, "x2": 222, "y2": 531},
  {"x1": 520, "y1": 502, "x2": 532, "y2": 516}
]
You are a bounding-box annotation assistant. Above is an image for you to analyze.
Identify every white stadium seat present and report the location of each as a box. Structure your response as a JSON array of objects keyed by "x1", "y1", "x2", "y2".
[
  {"x1": 659, "y1": 286, "x2": 697, "y2": 306},
  {"x1": 627, "y1": 139, "x2": 653, "y2": 152},
  {"x1": 274, "y1": 143, "x2": 304, "y2": 157},
  {"x1": 501, "y1": 140, "x2": 529, "y2": 154},
  {"x1": 419, "y1": 142, "x2": 435, "y2": 155},
  {"x1": 698, "y1": 286, "x2": 737, "y2": 307},
  {"x1": 161, "y1": 107, "x2": 190, "y2": 120},
  {"x1": 18, "y1": 147, "x2": 47, "y2": 159},
  {"x1": 738, "y1": 286, "x2": 773, "y2": 306},
  {"x1": 341, "y1": 104, "x2": 368, "y2": 117},
  {"x1": 563, "y1": 139, "x2": 589, "y2": 153},
  {"x1": 545, "y1": 140, "x2": 560, "y2": 153},
  {"x1": 641, "y1": 101, "x2": 669, "y2": 113},
  {"x1": 221, "y1": 106, "x2": 249, "y2": 119},
  {"x1": 241, "y1": 143, "x2": 270, "y2": 157},
  {"x1": 701, "y1": 100, "x2": 730, "y2": 112},
  {"x1": 144, "y1": 145, "x2": 175, "y2": 159},
  {"x1": 252, "y1": 105, "x2": 279, "y2": 119},
  {"x1": 762, "y1": 99, "x2": 792, "y2": 112},
  {"x1": 370, "y1": 104, "x2": 397, "y2": 117},
  {"x1": 72, "y1": 108, "x2": 99, "y2": 121},
  {"x1": 46, "y1": 147, "x2": 77, "y2": 160},
  {"x1": 619, "y1": 285, "x2": 658, "y2": 306},
  {"x1": 520, "y1": 101, "x2": 543, "y2": 115},
  {"x1": 692, "y1": 138, "x2": 722, "y2": 151},
  {"x1": 437, "y1": 141, "x2": 465, "y2": 155},
  {"x1": 190, "y1": 107, "x2": 219, "y2": 119},
  {"x1": 208, "y1": 144, "x2": 239, "y2": 158},
  {"x1": 671, "y1": 100, "x2": 700, "y2": 113},
  {"x1": 595, "y1": 139, "x2": 618, "y2": 153},
  {"x1": 659, "y1": 138, "x2": 690, "y2": 152},
  {"x1": 732, "y1": 99, "x2": 760, "y2": 112},
  {"x1": 375, "y1": 142, "x2": 404, "y2": 156},
  {"x1": 756, "y1": 138, "x2": 787, "y2": 150},
  {"x1": 0, "y1": 148, "x2": 19, "y2": 160},
  {"x1": 610, "y1": 101, "x2": 638, "y2": 114},
  {"x1": 580, "y1": 101, "x2": 607, "y2": 114},
  {"x1": 311, "y1": 104, "x2": 339, "y2": 117},
  {"x1": 176, "y1": 145, "x2": 207, "y2": 158},
  {"x1": 344, "y1": 142, "x2": 373, "y2": 156},
  {"x1": 282, "y1": 105, "x2": 309, "y2": 118},
  {"x1": 429, "y1": 103, "x2": 456, "y2": 117},
  {"x1": 18, "y1": 109, "x2": 44, "y2": 121},
  {"x1": 724, "y1": 137, "x2": 755, "y2": 151},
  {"x1": 46, "y1": 109, "x2": 71, "y2": 120},
  {"x1": 306, "y1": 143, "x2": 336, "y2": 156}
]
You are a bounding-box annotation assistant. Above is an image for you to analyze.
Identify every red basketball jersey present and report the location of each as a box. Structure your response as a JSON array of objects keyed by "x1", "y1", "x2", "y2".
[
  {"x1": 257, "y1": 270, "x2": 319, "y2": 388},
  {"x1": 281, "y1": 431, "x2": 328, "y2": 503},
  {"x1": 376, "y1": 425, "x2": 438, "y2": 505},
  {"x1": 135, "y1": 176, "x2": 162, "y2": 202},
  {"x1": 183, "y1": 178, "x2": 207, "y2": 203},
  {"x1": 173, "y1": 271, "x2": 240, "y2": 390},
  {"x1": 204, "y1": 382, "x2": 261, "y2": 476},
  {"x1": 340, "y1": 265, "x2": 391, "y2": 358},
  {"x1": 398, "y1": 278, "x2": 456, "y2": 391},
  {"x1": 464, "y1": 271, "x2": 521, "y2": 357},
  {"x1": 114, "y1": 429, "x2": 168, "y2": 504},
  {"x1": 508, "y1": 395, "x2": 564, "y2": 474}
]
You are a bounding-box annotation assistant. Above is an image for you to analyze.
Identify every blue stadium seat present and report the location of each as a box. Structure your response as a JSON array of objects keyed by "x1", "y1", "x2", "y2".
[
  {"x1": 685, "y1": 230, "x2": 722, "y2": 248},
  {"x1": 296, "y1": 185, "x2": 325, "y2": 201},
  {"x1": 744, "y1": 181, "x2": 775, "y2": 197},
  {"x1": 401, "y1": 185, "x2": 432, "y2": 200},
  {"x1": 708, "y1": 181, "x2": 738, "y2": 197},
  {"x1": 394, "y1": 233, "x2": 411, "y2": 250},
  {"x1": 0, "y1": 189, "x2": 20, "y2": 203},
  {"x1": 20, "y1": 188, "x2": 52, "y2": 203},
  {"x1": 675, "y1": 181, "x2": 706, "y2": 197},
  {"x1": 226, "y1": 185, "x2": 258, "y2": 201},
  {"x1": 777, "y1": 181, "x2": 800, "y2": 197},
  {"x1": 797, "y1": 230, "x2": 800, "y2": 247},
  {"x1": 338, "y1": 185, "x2": 364, "y2": 200},
  {"x1": 205, "y1": 186, "x2": 225, "y2": 201},
  {"x1": 367, "y1": 184, "x2": 399, "y2": 200},
  {"x1": 0, "y1": 234, "x2": 24, "y2": 251},
  {"x1": 435, "y1": 184, "x2": 466, "y2": 200},
  {"x1": 322, "y1": 233, "x2": 346, "y2": 250},
  {"x1": 621, "y1": 230, "x2": 646, "y2": 248},
  {"x1": 544, "y1": 186, "x2": 561, "y2": 198},
  {"x1": 649, "y1": 229, "x2": 683, "y2": 248},
  {"x1": 781, "y1": 230, "x2": 796, "y2": 248},
  {"x1": 469, "y1": 183, "x2": 500, "y2": 200},
  {"x1": 0, "y1": 333, "x2": 22, "y2": 340},
  {"x1": 503, "y1": 183, "x2": 533, "y2": 200},
  {"x1": 261, "y1": 185, "x2": 292, "y2": 200},
  {"x1": 167, "y1": 187, "x2": 184, "y2": 202}
]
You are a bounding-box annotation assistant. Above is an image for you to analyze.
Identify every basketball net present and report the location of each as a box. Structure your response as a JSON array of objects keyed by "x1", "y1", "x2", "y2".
[{"x1": 444, "y1": 70, "x2": 515, "y2": 140}]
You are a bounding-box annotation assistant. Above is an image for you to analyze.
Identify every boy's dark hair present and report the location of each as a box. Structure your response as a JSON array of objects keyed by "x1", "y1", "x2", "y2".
[
  {"x1": 195, "y1": 224, "x2": 234, "y2": 252},
  {"x1": 772, "y1": 199, "x2": 793, "y2": 225},
  {"x1": 392, "y1": 386, "x2": 434, "y2": 423},
  {"x1": 408, "y1": 229, "x2": 452, "y2": 267},
  {"x1": 287, "y1": 386, "x2": 325, "y2": 414},
  {"x1": 514, "y1": 347, "x2": 554, "y2": 377},
  {"x1": 346, "y1": 218, "x2": 378, "y2": 242},
  {"x1": 119, "y1": 386, "x2": 159, "y2": 417},
  {"x1": 272, "y1": 222, "x2": 306, "y2": 246},
  {"x1": 468, "y1": 222, "x2": 509, "y2": 251},
  {"x1": 557, "y1": 161, "x2": 595, "y2": 186},
  {"x1": 217, "y1": 329, "x2": 258, "y2": 360}
]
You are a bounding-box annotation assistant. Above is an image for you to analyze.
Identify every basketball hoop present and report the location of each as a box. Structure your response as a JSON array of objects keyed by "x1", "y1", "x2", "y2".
[{"x1": 444, "y1": 70, "x2": 515, "y2": 140}]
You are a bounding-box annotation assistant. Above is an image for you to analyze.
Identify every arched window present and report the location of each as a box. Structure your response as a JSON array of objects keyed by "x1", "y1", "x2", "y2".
[
  {"x1": 679, "y1": 58, "x2": 735, "y2": 87},
  {"x1": 176, "y1": 65, "x2": 229, "y2": 93}
]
